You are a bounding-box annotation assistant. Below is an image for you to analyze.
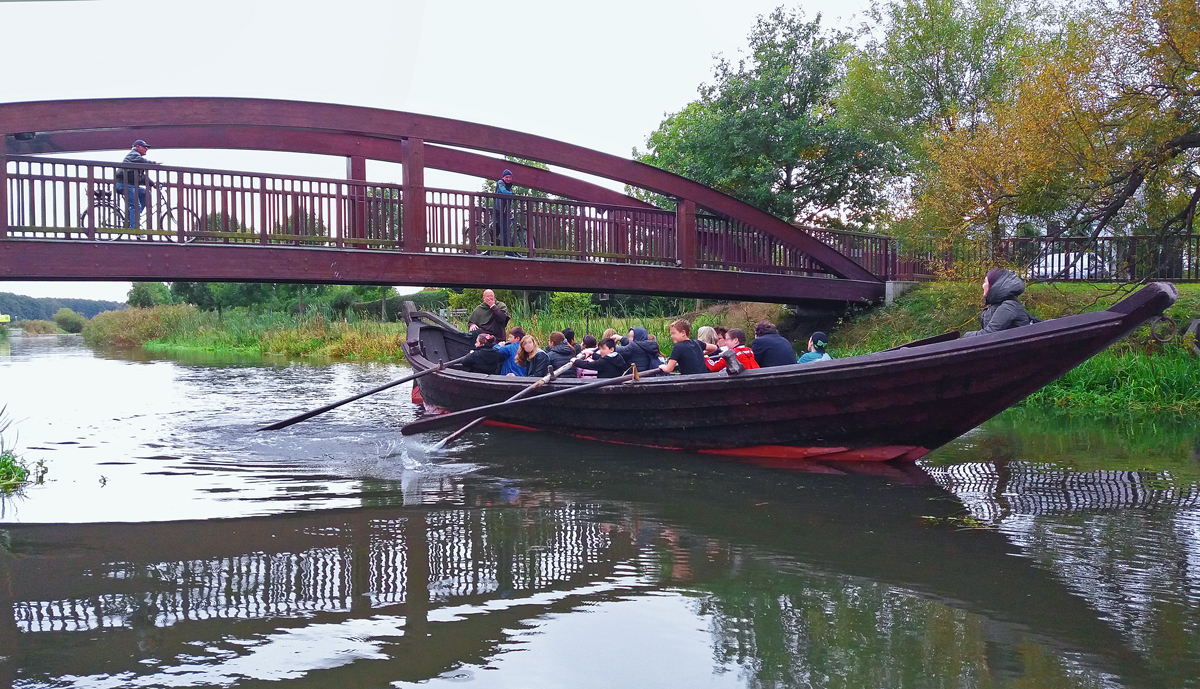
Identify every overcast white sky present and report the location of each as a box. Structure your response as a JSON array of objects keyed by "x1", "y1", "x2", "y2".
[{"x1": 2, "y1": 0, "x2": 870, "y2": 303}]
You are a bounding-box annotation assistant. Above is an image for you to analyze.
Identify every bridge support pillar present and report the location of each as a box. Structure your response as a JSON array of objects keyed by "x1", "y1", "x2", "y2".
[
  {"x1": 402, "y1": 137, "x2": 426, "y2": 253},
  {"x1": 676, "y1": 198, "x2": 696, "y2": 268}
]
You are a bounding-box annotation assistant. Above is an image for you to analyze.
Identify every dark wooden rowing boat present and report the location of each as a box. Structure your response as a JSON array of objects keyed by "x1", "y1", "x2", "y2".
[{"x1": 401, "y1": 282, "x2": 1178, "y2": 461}]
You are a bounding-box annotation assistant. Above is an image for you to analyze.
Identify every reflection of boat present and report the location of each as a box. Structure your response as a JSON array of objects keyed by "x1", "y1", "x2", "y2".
[
  {"x1": 402, "y1": 283, "x2": 1177, "y2": 459},
  {"x1": 0, "y1": 459, "x2": 1160, "y2": 686}
]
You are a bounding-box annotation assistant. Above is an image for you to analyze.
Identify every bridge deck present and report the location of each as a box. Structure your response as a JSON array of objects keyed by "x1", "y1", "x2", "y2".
[{"x1": 1, "y1": 152, "x2": 886, "y2": 303}]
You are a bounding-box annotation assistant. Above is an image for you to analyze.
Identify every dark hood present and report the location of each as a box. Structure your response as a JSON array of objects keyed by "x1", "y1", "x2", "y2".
[
  {"x1": 549, "y1": 342, "x2": 575, "y2": 356},
  {"x1": 985, "y1": 269, "x2": 1025, "y2": 305},
  {"x1": 630, "y1": 327, "x2": 650, "y2": 342}
]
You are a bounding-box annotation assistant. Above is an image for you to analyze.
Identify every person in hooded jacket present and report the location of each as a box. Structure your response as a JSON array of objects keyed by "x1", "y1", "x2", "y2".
[
  {"x1": 546, "y1": 331, "x2": 577, "y2": 369},
  {"x1": 459, "y1": 333, "x2": 506, "y2": 374},
  {"x1": 617, "y1": 326, "x2": 661, "y2": 373},
  {"x1": 962, "y1": 268, "x2": 1035, "y2": 337}
]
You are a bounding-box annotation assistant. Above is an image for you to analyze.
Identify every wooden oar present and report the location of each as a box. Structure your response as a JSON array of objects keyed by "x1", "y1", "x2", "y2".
[
  {"x1": 257, "y1": 354, "x2": 469, "y2": 431},
  {"x1": 407, "y1": 370, "x2": 638, "y2": 442},
  {"x1": 425, "y1": 353, "x2": 595, "y2": 450},
  {"x1": 883, "y1": 331, "x2": 961, "y2": 352}
]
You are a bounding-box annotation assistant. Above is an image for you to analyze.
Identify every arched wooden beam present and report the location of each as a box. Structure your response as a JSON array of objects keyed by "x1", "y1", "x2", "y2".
[
  {"x1": 0, "y1": 98, "x2": 879, "y2": 281},
  {"x1": 3, "y1": 127, "x2": 656, "y2": 209}
]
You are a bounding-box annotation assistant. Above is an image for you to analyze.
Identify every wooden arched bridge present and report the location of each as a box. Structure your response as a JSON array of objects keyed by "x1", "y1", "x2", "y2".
[{"x1": 0, "y1": 98, "x2": 893, "y2": 304}]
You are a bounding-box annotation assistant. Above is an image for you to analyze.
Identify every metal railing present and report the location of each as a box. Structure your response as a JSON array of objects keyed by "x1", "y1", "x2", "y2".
[{"x1": 886, "y1": 236, "x2": 1200, "y2": 282}]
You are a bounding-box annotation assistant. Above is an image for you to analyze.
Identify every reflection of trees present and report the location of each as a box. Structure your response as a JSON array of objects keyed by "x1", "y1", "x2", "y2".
[{"x1": 679, "y1": 553, "x2": 1105, "y2": 689}]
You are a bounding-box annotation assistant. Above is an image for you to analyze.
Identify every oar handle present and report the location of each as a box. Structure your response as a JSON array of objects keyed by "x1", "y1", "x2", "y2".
[
  {"x1": 257, "y1": 353, "x2": 469, "y2": 431},
  {"x1": 428, "y1": 353, "x2": 590, "y2": 449}
]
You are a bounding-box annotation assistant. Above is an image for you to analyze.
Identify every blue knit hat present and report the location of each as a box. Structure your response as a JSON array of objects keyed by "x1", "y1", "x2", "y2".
[{"x1": 502, "y1": 169, "x2": 513, "y2": 177}]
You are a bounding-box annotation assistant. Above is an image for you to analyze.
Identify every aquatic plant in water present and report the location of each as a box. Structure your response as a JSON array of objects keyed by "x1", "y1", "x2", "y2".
[{"x1": 0, "y1": 406, "x2": 48, "y2": 493}]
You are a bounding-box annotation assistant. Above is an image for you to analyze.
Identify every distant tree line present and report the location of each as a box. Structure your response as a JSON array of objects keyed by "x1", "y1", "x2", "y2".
[{"x1": 0, "y1": 292, "x2": 125, "y2": 321}]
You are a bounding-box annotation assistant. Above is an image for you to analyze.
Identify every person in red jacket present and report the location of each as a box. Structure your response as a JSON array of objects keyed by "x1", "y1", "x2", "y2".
[{"x1": 705, "y1": 328, "x2": 759, "y2": 372}]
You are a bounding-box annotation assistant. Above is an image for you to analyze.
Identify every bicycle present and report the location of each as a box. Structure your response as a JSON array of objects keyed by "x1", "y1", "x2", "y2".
[
  {"x1": 472, "y1": 202, "x2": 533, "y2": 257},
  {"x1": 79, "y1": 182, "x2": 200, "y2": 242}
]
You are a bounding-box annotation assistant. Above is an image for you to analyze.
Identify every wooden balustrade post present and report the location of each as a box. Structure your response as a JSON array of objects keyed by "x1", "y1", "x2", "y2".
[
  {"x1": 676, "y1": 199, "x2": 696, "y2": 268},
  {"x1": 0, "y1": 152, "x2": 8, "y2": 238},
  {"x1": 346, "y1": 155, "x2": 366, "y2": 246},
  {"x1": 401, "y1": 137, "x2": 426, "y2": 253}
]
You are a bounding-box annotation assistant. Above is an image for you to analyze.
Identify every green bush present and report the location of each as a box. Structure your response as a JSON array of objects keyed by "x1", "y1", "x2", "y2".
[
  {"x1": 549, "y1": 292, "x2": 597, "y2": 316},
  {"x1": 409, "y1": 289, "x2": 451, "y2": 312},
  {"x1": 52, "y1": 309, "x2": 86, "y2": 334}
]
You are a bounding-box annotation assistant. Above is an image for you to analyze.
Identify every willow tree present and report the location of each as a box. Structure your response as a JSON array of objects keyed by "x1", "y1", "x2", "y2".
[{"x1": 919, "y1": 0, "x2": 1200, "y2": 245}]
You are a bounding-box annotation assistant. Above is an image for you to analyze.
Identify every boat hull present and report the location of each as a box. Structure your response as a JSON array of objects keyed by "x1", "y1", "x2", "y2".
[{"x1": 402, "y1": 283, "x2": 1177, "y2": 454}]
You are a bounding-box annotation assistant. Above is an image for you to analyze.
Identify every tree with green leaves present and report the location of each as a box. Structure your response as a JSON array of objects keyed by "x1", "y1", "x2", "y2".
[
  {"x1": 633, "y1": 8, "x2": 894, "y2": 227},
  {"x1": 839, "y1": 0, "x2": 1044, "y2": 172},
  {"x1": 127, "y1": 282, "x2": 173, "y2": 308}
]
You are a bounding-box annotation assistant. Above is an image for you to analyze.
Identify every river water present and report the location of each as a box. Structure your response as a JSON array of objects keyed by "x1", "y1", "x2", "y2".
[{"x1": 1, "y1": 335, "x2": 1198, "y2": 688}]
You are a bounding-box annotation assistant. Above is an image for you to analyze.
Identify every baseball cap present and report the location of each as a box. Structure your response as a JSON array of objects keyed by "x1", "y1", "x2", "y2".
[{"x1": 133, "y1": 140, "x2": 151, "y2": 148}]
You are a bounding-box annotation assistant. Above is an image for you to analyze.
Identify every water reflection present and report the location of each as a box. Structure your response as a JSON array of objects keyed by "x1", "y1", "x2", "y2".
[{"x1": 1, "y1": 336, "x2": 1199, "y2": 687}]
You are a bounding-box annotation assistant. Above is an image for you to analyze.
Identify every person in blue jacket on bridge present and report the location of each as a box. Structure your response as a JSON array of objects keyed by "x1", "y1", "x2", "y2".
[{"x1": 495, "y1": 169, "x2": 516, "y2": 252}]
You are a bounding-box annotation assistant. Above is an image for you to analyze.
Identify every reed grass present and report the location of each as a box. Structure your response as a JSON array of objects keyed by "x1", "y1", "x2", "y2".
[
  {"x1": 83, "y1": 305, "x2": 407, "y2": 360},
  {"x1": 11, "y1": 319, "x2": 62, "y2": 335}
]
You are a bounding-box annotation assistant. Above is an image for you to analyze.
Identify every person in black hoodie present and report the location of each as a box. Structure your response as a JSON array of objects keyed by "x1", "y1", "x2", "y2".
[
  {"x1": 546, "y1": 331, "x2": 577, "y2": 369},
  {"x1": 617, "y1": 326, "x2": 661, "y2": 373},
  {"x1": 962, "y1": 268, "x2": 1036, "y2": 337},
  {"x1": 574, "y1": 337, "x2": 628, "y2": 378},
  {"x1": 459, "y1": 333, "x2": 505, "y2": 374}
]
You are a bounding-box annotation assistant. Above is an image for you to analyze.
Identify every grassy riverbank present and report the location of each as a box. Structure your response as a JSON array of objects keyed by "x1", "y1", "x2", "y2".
[
  {"x1": 834, "y1": 282, "x2": 1200, "y2": 415},
  {"x1": 84, "y1": 300, "x2": 788, "y2": 362},
  {"x1": 83, "y1": 305, "x2": 408, "y2": 360}
]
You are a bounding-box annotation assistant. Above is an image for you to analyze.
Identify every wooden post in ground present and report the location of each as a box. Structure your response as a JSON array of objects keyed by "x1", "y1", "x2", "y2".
[{"x1": 402, "y1": 138, "x2": 426, "y2": 253}]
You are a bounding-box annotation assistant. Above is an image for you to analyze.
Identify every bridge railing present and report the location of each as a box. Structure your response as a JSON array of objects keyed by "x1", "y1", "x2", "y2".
[
  {"x1": 6, "y1": 154, "x2": 912, "y2": 281},
  {"x1": 698, "y1": 215, "x2": 834, "y2": 276},
  {"x1": 883, "y1": 235, "x2": 1200, "y2": 282},
  {"x1": 425, "y1": 188, "x2": 679, "y2": 265},
  {"x1": 5, "y1": 155, "x2": 404, "y2": 249}
]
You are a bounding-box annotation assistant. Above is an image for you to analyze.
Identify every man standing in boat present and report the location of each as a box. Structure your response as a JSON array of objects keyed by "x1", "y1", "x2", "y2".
[{"x1": 467, "y1": 289, "x2": 510, "y2": 340}]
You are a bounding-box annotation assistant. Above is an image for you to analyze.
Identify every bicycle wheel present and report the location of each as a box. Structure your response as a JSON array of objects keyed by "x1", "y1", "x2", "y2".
[
  {"x1": 160, "y1": 206, "x2": 201, "y2": 243},
  {"x1": 80, "y1": 202, "x2": 127, "y2": 240}
]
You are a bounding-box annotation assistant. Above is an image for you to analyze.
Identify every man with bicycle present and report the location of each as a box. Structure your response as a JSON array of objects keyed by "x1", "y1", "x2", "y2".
[
  {"x1": 115, "y1": 140, "x2": 155, "y2": 228},
  {"x1": 495, "y1": 169, "x2": 517, "y2": 254}
]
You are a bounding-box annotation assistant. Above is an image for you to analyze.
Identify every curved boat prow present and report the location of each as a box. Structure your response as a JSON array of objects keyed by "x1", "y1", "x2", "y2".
[{"x1": 1107, "y1": 281, "x2": 1178, "y2": 319}]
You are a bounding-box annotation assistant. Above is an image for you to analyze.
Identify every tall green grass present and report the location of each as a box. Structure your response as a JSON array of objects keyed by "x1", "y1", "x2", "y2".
[
  {"x1": 84, "y1": 305, "x2": 406, "y2": 359},
  {"x1": 0, "y1": 406, "x2": 47, "y2": 493}
]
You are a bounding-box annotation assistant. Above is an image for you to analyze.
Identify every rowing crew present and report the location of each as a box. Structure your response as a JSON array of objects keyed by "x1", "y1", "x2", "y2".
[{"x1": 457, "y1": 318, "x2": 833, "y2": 379}]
